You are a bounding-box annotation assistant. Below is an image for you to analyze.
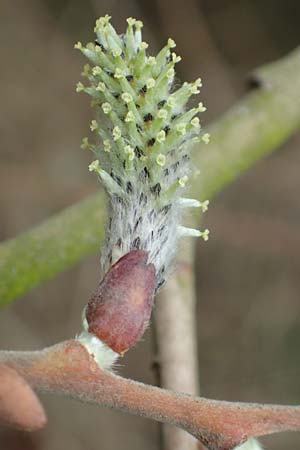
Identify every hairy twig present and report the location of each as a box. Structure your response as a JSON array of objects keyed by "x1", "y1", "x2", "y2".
[
  {"x1": 0, "y1": 365, "x2": 46, "y2": 431},
  {"x1": 1, "y1": 46, "x2": 300, "y2": 306},
  {"x1": 1, "y1": 340, "x2": 300, "y2": 450}
]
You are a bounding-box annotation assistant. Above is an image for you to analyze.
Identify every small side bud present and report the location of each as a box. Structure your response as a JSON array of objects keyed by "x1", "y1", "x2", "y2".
[{"x1": 85, "y1": 251, "x2": 156, "y2": 354}]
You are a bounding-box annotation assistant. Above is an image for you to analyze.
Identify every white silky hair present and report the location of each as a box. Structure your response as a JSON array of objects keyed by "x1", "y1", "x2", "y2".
[
  {"x1": 235, "y1": 438, "x2": 264, "y2": 450},
  {"x1": 77, "y1": 315, "x2": 119, "y2": 370},
  {"x1": 77, "y1": 330, "x2": 119, "y2": 370}
]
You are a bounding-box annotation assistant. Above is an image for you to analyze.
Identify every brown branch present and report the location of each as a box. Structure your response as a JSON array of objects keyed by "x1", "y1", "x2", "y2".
[
  {"x1": 0, "y1": 364, "x2": 46, "y2": 431},
  {"x1": 155, "y1": 245, "x2": 201, "y2": 450},
  {"x1": 1, "y1": 340, "x2": 300, "y2": 450}
]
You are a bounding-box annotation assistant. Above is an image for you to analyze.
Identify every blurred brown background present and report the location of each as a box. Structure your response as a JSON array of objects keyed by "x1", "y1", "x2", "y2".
[{"x1": 1, "y1": 0, "x2": 300, "y2": 449}]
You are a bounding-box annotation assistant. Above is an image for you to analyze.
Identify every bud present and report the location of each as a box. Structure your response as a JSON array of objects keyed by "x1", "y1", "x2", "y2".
[{"x1": 85, "y1": 251, "x2": 156, "y2": 354}]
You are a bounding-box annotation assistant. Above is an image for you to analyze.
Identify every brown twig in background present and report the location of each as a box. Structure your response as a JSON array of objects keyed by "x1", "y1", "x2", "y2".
[{"x1": 155, "y1": 243, "x2": 201, "y2": 450}]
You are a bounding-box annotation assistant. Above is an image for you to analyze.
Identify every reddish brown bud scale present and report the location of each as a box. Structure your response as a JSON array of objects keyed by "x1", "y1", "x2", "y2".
[{"x1": 86, "y1": 250, "x2": 156, "y2": 354}]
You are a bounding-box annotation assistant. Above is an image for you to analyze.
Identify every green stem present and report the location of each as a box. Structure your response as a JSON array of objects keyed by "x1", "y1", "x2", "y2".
[
  {"x1": 0, "y1": 193, "x2": 106, "y2": 306},
  {"x1": 1, "y1": 47, "x2": 300, "y2": 307}
]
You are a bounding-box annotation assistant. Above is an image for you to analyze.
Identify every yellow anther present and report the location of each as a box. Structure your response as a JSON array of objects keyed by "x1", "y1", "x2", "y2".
[
  {"x1": 81, "y1": 64, "x2": 91, "y2": 77},
  {"x1": 147, "y1": 56, "x2": 156, "y2": 66},
  {"x1": 96, "y1": 82, "x2": 106, "y2": 92},
  {"x1": 200, "y1": 200, "x2": 209, "y2": 212},
  {"x1": 112, "y1": 48, "x2": 122, "y2": 57},
  {"x1": 146, "y1": 78, "x2": 155, "y2": 89},
  {"x1": 76, "y1": 82, "x2": 84, "y2": 92},
  {"x1": 90, "y1": 120, "x2": 98, "y2": 131},
  {"x1": 74, "y1": 41, "x2": 82, "y2": 50},
  {"x1": 199, "y1": 229, "x2": 210, "y2": 241},
  {"x1": 167, "y1": 38, "x2": 176, "y2": 48},
  {"x1": 125, "y1": 145, "x2": 135, "y2": 160},
  {"x1": 157, "y1": 130, "x2": 166, "y2": 143},
  {"x1": 102, "y1": 102, "x2": 112, "y2": 114},
  {"x1": 176, "y1": 123, "x2": 186, "y2": 135},
  {"x1": 88, "y1": 160, "x2": 100, "y2": 172},
  {"x1": 126, "y1": 17, "x2": 136, "y2": 27},
  {"x1": 198, "y1": 102, "x2": 207, "y2": 112},
  {"x1": 125, "y1": 111, "x2": 135, "y2": 122},
  {"x1": 81, "y1": 137, "x2": 89, "y2": 150},
  {"x1": 191, "y1": 117, "x2": 200, "y2": 128},
  {"x1": 172, "y1": 52, "x2": 181, "y2": 63},
  {"x1": 113, "y1": 126, "x2": 121, "y2": 141},
  {"x1": 156, "y1": 154, "x2": 166, "y2": 167},
  {"x1": 139, "y1": 41, "x2": 148, "y2": 50},
  {"x1": 158, "y1": 109, "x2": 168, "y2": 120},
  {"x1": 135, "y1": 20, "x2": 143, "y2": 30},
  {"x1": 86, "y1": 42, "x2": 95, "y2": 51},
  {"x1": 167, "y1": 68, "x2": 175, "y2": 79},
  {"x1": 103, "y1": 140, "x2": 111, "y2": 152},
  {"x1": 114, "y1": 68, "x2": 124, "y2": 79},
  {"x1": 92, "y1": 66, "x2": 102, "y2": 76},
  {"x1": 121, "y1": 92, "x2": 133, "y2": 103},
  {"x1": 201, "y1": 133, "x2": 210, "y2": 144}
]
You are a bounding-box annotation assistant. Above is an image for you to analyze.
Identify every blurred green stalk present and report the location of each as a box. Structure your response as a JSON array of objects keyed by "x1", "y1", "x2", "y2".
[{"x1": 1, "y1": 47, "x2": 300, "y2": 307}]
